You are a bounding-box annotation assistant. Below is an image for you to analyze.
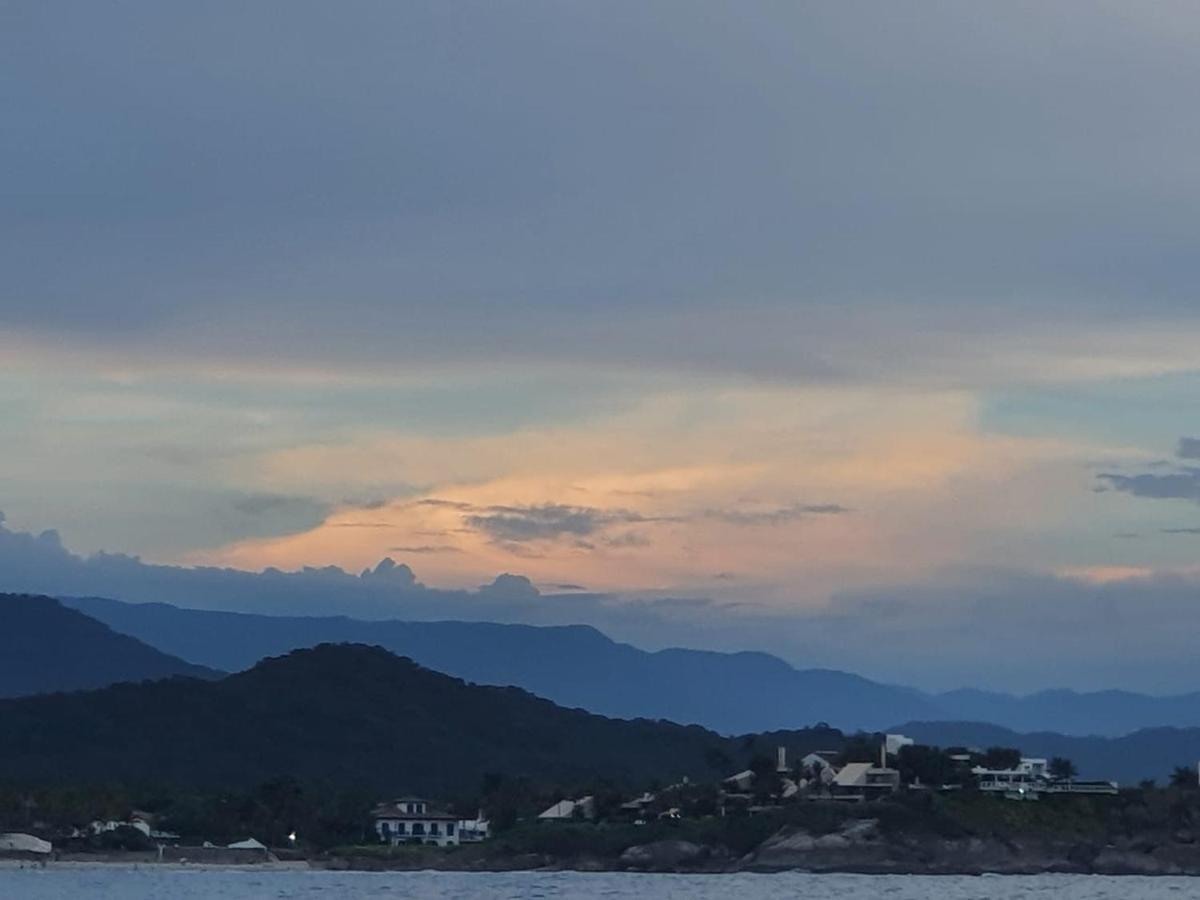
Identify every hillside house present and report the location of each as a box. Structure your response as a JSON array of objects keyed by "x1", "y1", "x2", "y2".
[
  {"x1": 373, "y1": 798, "x2": 461, "y2": 847},
  {"x1": 538, "y1": 796, "x2": 596, "y2": 821},
  {"x1": 831, "y1": 762, "x2": 900, "y2": 798}
]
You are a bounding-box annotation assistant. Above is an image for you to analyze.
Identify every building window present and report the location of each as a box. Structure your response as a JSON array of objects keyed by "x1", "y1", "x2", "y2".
[
  {"x1": 430, "y1": 823, "x2": 440, "y2": 835},
  {"x1": 413, "y1": 823, "x2": 425, "y2": 835},
  {"x1": 380, "y1": 822, "x2": 390, "y2": 838},
  {"x1": 447, "y1": 823, "x2": 455, "y2": 836},
  {"x1": 396, "y1": 822, "x2": 407, "y2": 835}
]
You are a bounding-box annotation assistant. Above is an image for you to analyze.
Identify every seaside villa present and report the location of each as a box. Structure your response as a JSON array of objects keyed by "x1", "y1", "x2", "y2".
[{"x1": 372, "y1": 798, "x2": 461, "y2": 847}]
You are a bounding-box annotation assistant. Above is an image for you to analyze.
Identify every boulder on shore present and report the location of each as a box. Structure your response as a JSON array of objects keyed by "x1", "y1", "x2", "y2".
[{"x1": 619, "y1": 840, "x2": 706, "y2": 870}]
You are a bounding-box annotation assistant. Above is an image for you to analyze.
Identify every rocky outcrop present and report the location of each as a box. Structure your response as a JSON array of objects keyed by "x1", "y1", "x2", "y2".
[
  {"x1": 620, "y1": 840, "x2": 708, "y2": 871},
  {"x1": 739, "y1": 818, "x2": 1200, "y2": 875}
]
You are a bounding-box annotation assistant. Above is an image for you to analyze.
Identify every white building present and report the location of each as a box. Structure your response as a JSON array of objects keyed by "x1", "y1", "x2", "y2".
[
  {"x1": 373, "y1": 798, "x2": 461, "y2": 847},
  {"x1": 972, "y1": 757, "x2": 1048, "y2": 792},
  {"x1": 973, "y1": 757, "x2": 1118, "y2": 799},
  {"x1": 457, "y1": 813, "x2": 490, "y2": 842}
]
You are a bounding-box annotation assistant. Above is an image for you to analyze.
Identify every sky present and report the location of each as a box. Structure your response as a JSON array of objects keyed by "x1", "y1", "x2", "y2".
[{"x1": 5, "y1": 1, "x2": 1200, "y2": 692}]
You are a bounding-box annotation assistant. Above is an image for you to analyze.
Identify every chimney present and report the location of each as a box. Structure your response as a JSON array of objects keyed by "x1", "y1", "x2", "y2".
[
  {"x1": 880, "y1": 742, "x2": 887, "y2": 769},
  {"x1": 777, "y1": 745, "x2": 787, "y2": 773}
]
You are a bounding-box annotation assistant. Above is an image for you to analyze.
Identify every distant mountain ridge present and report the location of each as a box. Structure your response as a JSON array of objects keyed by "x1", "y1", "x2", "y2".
[
  {"x1": 61, "y1": 594, "x2": 942, "y2": 734},
  {"x1": 932, "y1": 687, "x2": 1200, "y2": 738},
  {"x1": 0, "y1": 594, "x2": 219, "y2": 697},
  {"x1": 0, "y1": 642, "x2": 845, "y2": 795},
  {"x1": 61, "y1": 594, "x2": 1200, "y2": 738}
]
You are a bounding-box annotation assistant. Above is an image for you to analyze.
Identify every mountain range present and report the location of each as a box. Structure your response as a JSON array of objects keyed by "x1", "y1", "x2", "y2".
[
  {"x1": 59, "y1": 594, "x2": 942, "y2": 733},
  {"x1": 60, "y1": 594, "x2": 1200, "y2": 738},
  {"x1": 4, "y1": 593, "x2": 1200, "y2": 784}
]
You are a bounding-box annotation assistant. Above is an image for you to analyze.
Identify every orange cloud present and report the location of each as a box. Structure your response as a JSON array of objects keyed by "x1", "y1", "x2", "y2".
[{"x1": 189, "y1": 383, "x2": 1099, "y2": 607}]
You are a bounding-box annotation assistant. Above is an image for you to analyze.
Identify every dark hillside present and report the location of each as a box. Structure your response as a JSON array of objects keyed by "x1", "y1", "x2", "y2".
[
  {"x1": 0, "y1": 593, "x2": 218, "y2": 698},
  {"x1": 0, "y1": 643, "x2": 842, "y2": 796}
]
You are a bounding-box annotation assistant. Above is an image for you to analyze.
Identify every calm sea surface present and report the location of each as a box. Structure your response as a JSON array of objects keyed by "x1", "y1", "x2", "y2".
[{"x1": 1, "y1": 867, "x2": 1199, "y2": 900}]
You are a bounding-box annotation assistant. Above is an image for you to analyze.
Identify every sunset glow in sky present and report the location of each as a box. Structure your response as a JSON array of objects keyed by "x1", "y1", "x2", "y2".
[{"x1": 7, "y1": 1, "x2": 1200, "y2": 689}]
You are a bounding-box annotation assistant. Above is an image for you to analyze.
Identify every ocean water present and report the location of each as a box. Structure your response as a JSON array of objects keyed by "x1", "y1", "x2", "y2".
[{"x1": 1, "y1": 867, "x2": 1199, "y2": 900}]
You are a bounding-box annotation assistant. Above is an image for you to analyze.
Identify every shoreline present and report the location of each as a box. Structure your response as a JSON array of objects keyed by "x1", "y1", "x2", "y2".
[{"x1": 10, "y1": 851, "x2": 1200, "y2": 877}]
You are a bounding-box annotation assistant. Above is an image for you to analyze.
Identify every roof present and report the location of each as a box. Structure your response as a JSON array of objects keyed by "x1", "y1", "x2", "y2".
[
  {"x1": 833, "y1": 762, "x2": 873, "y2": 787},
  {"x1": 372, "y1": 801, "x2": 457, "y2": 821},
  {"x1": 227, "y1": 838, "x2": 267, "y2": 850},
  {"x1": 538, "y1": 796, "x2": 595, "y2": 820},
  {"x1": 0, "y1": 833, "x2": 52, "y2": 854}
]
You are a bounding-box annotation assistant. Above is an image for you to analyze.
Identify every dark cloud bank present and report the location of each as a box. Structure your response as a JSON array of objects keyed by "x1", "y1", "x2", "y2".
[
  {"x1": 7, "y1": 2, "x2": 1200, "y2": 378},
  {"x1": 1098, "y1": 437, "x2": 1200, "y2": 503}
]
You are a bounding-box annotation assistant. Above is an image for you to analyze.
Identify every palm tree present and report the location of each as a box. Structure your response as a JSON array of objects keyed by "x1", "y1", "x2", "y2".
[
  {"x1": 1048, "y1": 757, "x2": 1078, "y2": 782},
  {"x1": 1170, "y1": 765, "x2": 1197, "y2": 789}
]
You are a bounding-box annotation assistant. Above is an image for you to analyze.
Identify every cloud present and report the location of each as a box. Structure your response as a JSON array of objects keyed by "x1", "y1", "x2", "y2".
[
  {"x1": 1105, "y1": 438, "x2": 1200, "y2": 503},
  {"x1": 702, "y1": 502, "x2": 849, "y2": 526},
  {"x1": 1161, "y1": 528, "x2": 1200, "y2": 535},
  {"x1": 230, "y1": 493, "x2": 326, "y2": 517},
  {"x1": 449, "y1": 498, "x2": 848, "y2": 544},
  {"x1": 1179, "y1": 438, "x2": 1200, "y2": 459},
  {"x1": 8, "y1": 2, "x2": 1200, "y2": 387},
  {"x1": 0, "y1": 511, "x2": 559, "y2": 622},
  {"x1": 388, "y1": 544, "x2": 462, "y2": 554},
  {"x1": 477, "y1": 573, "x2": 540, "y2": 601},
  {"x1": 603, "y1": 531, "x2": 651, "y2": 548},
  {"x1": 1097, "y1": 469, "x2": 1200, "y2": 502},
  {"x1": 464, "y1": 504, "x2": 619, "y2": 543},
  {"x1": 11, "y1": 511, "x2": 1200, "y2": 692},
  {"x1": 358, "y1": 557, "x2": 419, "y2": 587}
]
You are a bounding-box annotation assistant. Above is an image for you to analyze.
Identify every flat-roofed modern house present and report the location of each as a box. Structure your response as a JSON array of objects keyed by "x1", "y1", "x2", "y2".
[
  {"x1": 972, "y1": 757, "x2": 1048, "y2": 793},
  {"x1": 373, "y1": 798, "x2": 461, "y2": 847},
  {"x1": 972, "y1": 757, "x2": 1117, "y2": 799}
]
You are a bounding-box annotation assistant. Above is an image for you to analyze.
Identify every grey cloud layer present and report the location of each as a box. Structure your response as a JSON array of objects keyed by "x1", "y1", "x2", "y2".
[
  {"x1": 5, "y1": 2, "x2": 1200, "y2": 379},
  {"x1": 419, "y1": 499, "x2": 847, "y2": 545},
  {"x1": 1098, "y1": 469, "x2": 1200, "y2": 502},
  {"x1": 1098, "y1": 437, "x2": 1200, "y2": 502}
]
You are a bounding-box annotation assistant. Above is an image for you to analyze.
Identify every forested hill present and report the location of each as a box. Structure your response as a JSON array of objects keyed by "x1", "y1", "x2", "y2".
[
  {"x1": 0, "y1": 643, "x2": 845, "y2": 796},
  {"x1": 0, "y1": 593, "x2": 218, "y2": 697}
]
